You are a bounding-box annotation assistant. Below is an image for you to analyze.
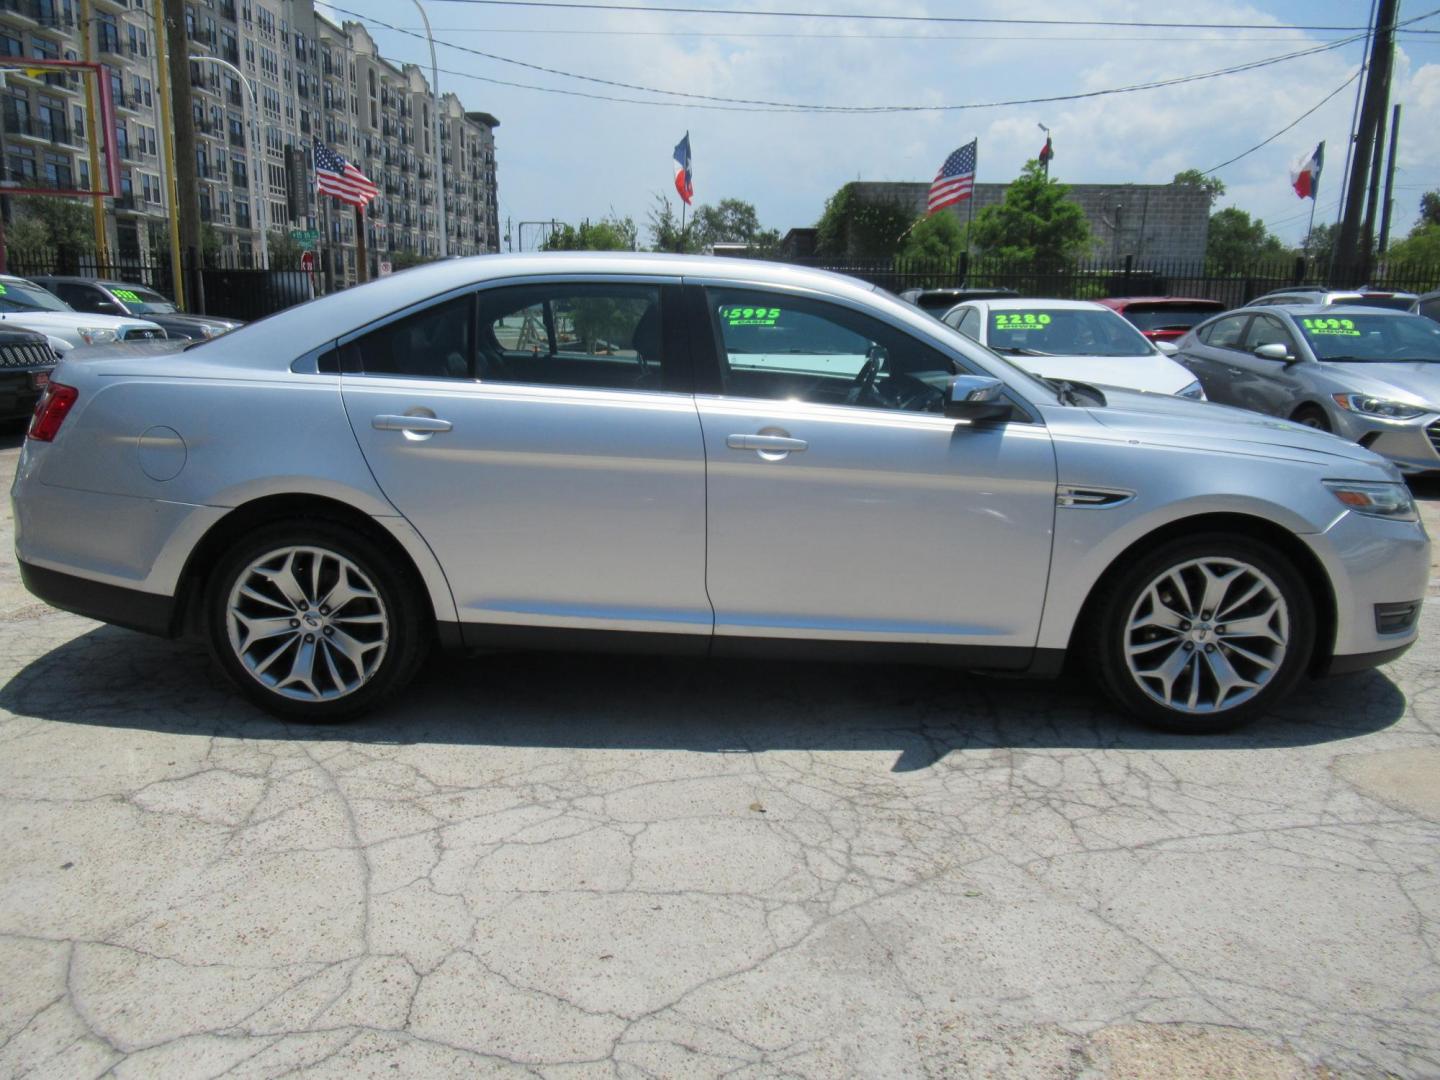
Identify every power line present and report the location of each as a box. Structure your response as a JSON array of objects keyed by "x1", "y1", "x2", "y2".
[
  {"x1": 323, "y1": 3, "x2": 1393, "y2": 114},
  {"x1": 399, "y1": 27, "x2": 1372, "y2": 44},
  {"x1": 422, "y1": 0, "x2": 1432, "y2": 33},
  {"x1": 1203, "y1": 73, "x2": 1360, "y2": 176}
]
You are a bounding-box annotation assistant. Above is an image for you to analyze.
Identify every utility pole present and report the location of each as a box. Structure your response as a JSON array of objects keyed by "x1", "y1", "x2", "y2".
[
  {"x1": 1360, "y1": 35, "x2": 1394, "y2": 272},
  {"x1": 1334, "y1": 0, "x2": 1396, "y2": 284},
  {"x1": 76, "y1": 0, "x2": 110, "y2": 262},
  {"x1": 152, "y1": 0, "x2": 184, "y2": 307},
  {"x1": 161, "y1": 0, "x2": 205, "y2": 311},
  {"x1": 1378, "y1": 103, "x2": 1402, "y2": 256}
]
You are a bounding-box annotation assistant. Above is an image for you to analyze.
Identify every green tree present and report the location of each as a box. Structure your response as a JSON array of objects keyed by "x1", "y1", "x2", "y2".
[
  {"x1": 1385, "y1": 223, "x2": 1440, "y2": 265},
  {"x1": 1172, "y1": 169, "x2": 1226, "y2": 209},
  {"x1": 389, "y1": 249, "x2": 437, "y2": 271},
  {"x1": 969, "y1": 160, "x2": 1092, "y2": 265},
  {"x1": 265, "y1": 229, "x2": 308, "y2": 268},
  {"x1": 1299, "y1": 221, "x2": 1337, "y2": 267},
  {"x1": 898, "y1": 211, "x2": 967, "y2": 264},
  {"x1": 8, "y1": 195, "x2": 95, "y2": 256},
  {"x1": 1206, "y1": 207, "x2": 1287, "y2": 268},
  {"x1": 1419, "y1": 190, "x2": 1440, "y2": 229},
  {"x1": 647, "y1": 193, "x2": 702, "y2": 253},
  {"x1": 542, "y1": 213, "x2": 638, "y2": 251},
  {"x1": 814, "y1": 183, "x2": 914, "y2": 258}
]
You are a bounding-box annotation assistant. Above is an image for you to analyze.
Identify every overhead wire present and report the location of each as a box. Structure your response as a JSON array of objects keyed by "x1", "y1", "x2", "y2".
[
  {"x1": 320, "y1": 2, "x2": 1427, "y2": 115},
  {"x1": 1202, "y1": 72, "x2": 1361, "y2": 175}
]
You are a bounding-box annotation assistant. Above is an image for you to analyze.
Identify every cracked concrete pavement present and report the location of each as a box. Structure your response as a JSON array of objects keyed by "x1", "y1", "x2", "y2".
[{"x1": 2, "y1": 429, "x2": 1439, "y2": 1078}]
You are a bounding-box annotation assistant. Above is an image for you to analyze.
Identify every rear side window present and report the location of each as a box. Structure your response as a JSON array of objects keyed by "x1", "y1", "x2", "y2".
[
  {"x1": 1200, "y1": 313, "x2": 1250, "y2": 349},
  {"x1": 348, "y1": 295, "x2": 474, "y2": 379}
]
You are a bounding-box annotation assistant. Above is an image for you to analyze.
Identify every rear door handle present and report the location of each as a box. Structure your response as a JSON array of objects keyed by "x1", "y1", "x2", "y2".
[
  {"x1": 726, "y1": 434, "x2": 808, "y2": 452},
  {"x1": 372, "y1": 414, "x2": 453, "y2": 433},
  {"x1": 1226, "y1": 367, "x2": 1245, "y2": 376}
]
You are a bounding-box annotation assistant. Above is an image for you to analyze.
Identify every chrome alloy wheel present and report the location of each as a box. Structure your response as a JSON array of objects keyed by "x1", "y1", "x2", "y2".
[
  {"x1": 226, "y1": 546, "x2": 390, "y2": 702},
  {"x1": 1124, "y1": 557, "x2": 1290, "y2": 715}
]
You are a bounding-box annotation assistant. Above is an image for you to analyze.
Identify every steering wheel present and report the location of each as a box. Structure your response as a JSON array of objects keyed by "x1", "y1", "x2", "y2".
[{"x1": 846, "y1": 344, "x2": 887, "y2": 405}]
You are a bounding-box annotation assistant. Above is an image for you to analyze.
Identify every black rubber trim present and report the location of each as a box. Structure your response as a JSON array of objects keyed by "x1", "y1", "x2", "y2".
[
  {"x1": 1323, "y1": 642, "x2": 1415, "y2": 676},
  {"x1": 19, "y1": 561, "x2": 177, "y2": 637},
  {"x1": 711, "y1": 636, "x2": 1036, "y2": 669},
  {"x1": 458, "y1": 622, "x2": 709, "y2": 657},
  {"x1": 436, "y1": 621, "x2": 466, "y2": 652}
]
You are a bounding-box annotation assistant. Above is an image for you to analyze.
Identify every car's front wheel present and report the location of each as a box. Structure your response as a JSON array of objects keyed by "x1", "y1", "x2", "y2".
[
  {"x1": 206, "y1": 521, "x2": 429, "y2": 720},
  {"x1": 1090, "y1": 534, "x2": 1316, "y2": 732}
]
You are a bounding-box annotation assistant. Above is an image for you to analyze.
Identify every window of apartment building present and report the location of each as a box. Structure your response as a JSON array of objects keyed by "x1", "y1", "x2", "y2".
[
  {"x1": 38, "y1": 96, "x2": 65, "y2": 140},
  {"x1": 209, "y1": 105, "x2": 223, "y2": 135},
  {"x1": 76, "y1": 157, "x2": 88, "y2": 188},
  {"x1": 215, "y1": 149, "x2": 226, "y2": 175},
  {"x1": 127, "y1": 25, "x2": 148, "y2": 58},
  {"x1": 219, "y1": 189, "x2": 230, "y2": 219},
  {"x1": 236, "y1": 201, "x2": 251, "y2": 227},
  {"x1": 264, "y1": 124, "x2": 281, "y2": 152},
  {"x1": 259, "y1": 45, "x2": 277, "y2": 79},
  {"x1": 195, "y1": 145, "x2": 207, "y2": 178},
  {"x1": 43, "y1": 152, "x2": 72, "y2": 190},
  {"x1": 228, "y1": 112, "x2": 243, "y2": 146},
  {"x1": 4, "y1": 93, "x2": 29, "y2": 137},
  {"x1": 7, "y1": 145, "x2": 36, "y2": 184},
  {"x1": 262, "y1": 85, "x2": 279, "y2": 116},
  {"x1": 70, "y1": 103, "x2": 84, "y2": 140},
  {"x1": 241, "y1": 0, "x2": 251, "y2": 23},
  {"x1": 96, "y1": 12, "x2": 121, "y2": 53},
  {"x1": 257, "y1": 5, "x2": 274, "y2": 37},
  {"x1": 0, "y1": 33, "x2": 21, "y2": 58},
  {"x1": 107, "y1": 65, "x2": 123, "y2": 107},
  {"x1": 192, "y1": 101, "x2": 204, "y2": 130},
  {"x1": 284, "y1": 95, "x2": 294, "y2": 123},
  {"x1": 244, "y1": 39, "x2": 254, "y2": 65},
  {"x1": 294, "y1": 32, "x2": 306, "y2": 62},
  {"x1": 220, "y1": 26, "x2": 237, "y2": 63},
  {"x1": 232, "y1": 158, "x2": 247, "y2": 187}
]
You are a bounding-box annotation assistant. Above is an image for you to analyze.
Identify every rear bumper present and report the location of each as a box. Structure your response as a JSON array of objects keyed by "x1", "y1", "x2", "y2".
[
  {"x1": 19, "y1": 560, "x2": 177, "y2": 636},
  {"x1": 0, "y1": 370, "x2": 47, "y2": 421}
]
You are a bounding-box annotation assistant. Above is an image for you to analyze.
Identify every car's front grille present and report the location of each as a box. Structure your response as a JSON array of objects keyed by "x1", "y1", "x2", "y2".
[
  {"x1": 0, "y1": 341, "x2": 57, "y2": 369},
  {"x1": 1428, "y1": 421, "x2": 1440, "y2": 456},
  {"x1": 122, "y1": 327, "x2": 163, "y2": 341}
]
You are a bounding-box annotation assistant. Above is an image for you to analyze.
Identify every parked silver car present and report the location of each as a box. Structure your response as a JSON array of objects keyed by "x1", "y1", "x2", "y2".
[
  {"x1": 1247, "y1": 287, "x2": 1419, "y2": 311},
  {"x1": 1174, "y1": 305, "x2": 1440, "y2": 474},
  {"x1": 11, "y1": 254, "x2": 1429, "y2": 731}
]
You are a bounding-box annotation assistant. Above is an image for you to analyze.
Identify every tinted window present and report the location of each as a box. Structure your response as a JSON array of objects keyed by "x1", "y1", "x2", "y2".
[
  {"x1": 476, "y1": 283, "x2": 668, "y2": 392},
  {"x1": 1244, "y1": 314, "x2": 1297, "y2": 356},
  {"x1": 987, "y1": 307, "x2": 1152, "y2": 357},
  {"x1": 1120, "y1": 303, "x2": 1225, "y2": 332},
  {"x1": 351, "y1": 294, "x2": 473, "y2": 379},
  {"x1": 1420, "y1": 298, "x2": 1440, "y2": 324},
  {"x1": 707, "y1": 287, "x2": 955, "y2": 413},
  {"x1": 54, "y1": 282, "x2": 103, "y2": 311},
  {"x1": 0, "y1": 279, "x2": 73, "y2": 312},
  {"x1": 957, "y1": 307, "x2": 980, "y2": 339},
  {"x1": 1295, "y1": 313, "x2": 1440, "y2": 362},
  {"x1": 1200, "y1": 314, "x2": 1250, "y2": 349},
  {"x1": 1346, "y1": 295, "x2": 1416, "y2": 311}
]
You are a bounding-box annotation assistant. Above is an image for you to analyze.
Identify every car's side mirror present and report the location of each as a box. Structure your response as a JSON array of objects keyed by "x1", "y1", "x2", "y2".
[
  {"x1": 1154, "y1": 340, "x2": 1179, "y2": 356},
  {"x1": 945, "y1": 375, "x2": 1012, "y2": 422},
  {"x1": 1253, "y1": 342, "x2": 1293, "y2": 362}
]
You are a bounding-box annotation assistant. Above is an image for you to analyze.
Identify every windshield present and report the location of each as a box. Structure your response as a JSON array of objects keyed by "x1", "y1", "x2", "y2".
[
  {"x1": 987, "y1": 307, "x2": 1153, "y2": 357},
  {"x1": 1121, "y1": 304, "x2": 1224, "y2": 332},
  {"x1": 109, "y1": 285, "x2": 177, "y2": 314},
  {"x1": 0, "y1": 280, "x2": 73, "y2": 313},
  {"x1": 1298, "y1": 313, "x2": 1440, "y2": 362}
]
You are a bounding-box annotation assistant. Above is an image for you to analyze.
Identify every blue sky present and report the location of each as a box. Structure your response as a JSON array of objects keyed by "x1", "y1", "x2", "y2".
[{"x1": 319, "y1": 0, "x2": 1439, "y2": 250}]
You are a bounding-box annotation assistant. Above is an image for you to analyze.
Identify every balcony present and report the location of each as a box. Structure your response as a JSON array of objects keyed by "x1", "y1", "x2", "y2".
[
  {"x1": 226, "y1": 87, "x2": 243, "y2": 107},
  {"x1": 2, "y1": 0, "x2": 77, "y2": 29},
  {"x1": 220, "y1": 0, "x2": 236, "y2": 18},
  {"x1": 3, "y1": 115, "x2": 77, "y2": 146},
  {"x1": 229, "y1": 129, "x2": 245, "y2": 147},
  {"x1": 222, "y1": 45, "x2": 239, "y2": 65}
]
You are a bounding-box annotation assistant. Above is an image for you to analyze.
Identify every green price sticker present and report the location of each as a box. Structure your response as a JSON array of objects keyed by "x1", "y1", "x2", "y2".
[
  {"x1": 112, "y1": 288, "x2": 141, "y2": 303},
  {"x1": 1301, "y1": 316, "x2": 1359, "y2": 336},
  {"x1": 724, "y1": 306, "x2": 781, "y2": 327},
  {"x1": 993, "y1": 312, "x2": 1052, "y2": 329},
  {"x1": 0, "y1": 284, "x2": 7, "y2": 295}
]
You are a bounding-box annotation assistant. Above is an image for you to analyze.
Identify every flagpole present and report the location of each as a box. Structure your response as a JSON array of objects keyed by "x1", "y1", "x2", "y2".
[
  {"x1": 680, "y1": 201, "x2": 686, "y2": 253},
  {"x1": 355, "y1": 203, "x2": 368, "y2": 284},
  {"x1": 965, "y1": 136, "x2": 978, "y2": 268}
]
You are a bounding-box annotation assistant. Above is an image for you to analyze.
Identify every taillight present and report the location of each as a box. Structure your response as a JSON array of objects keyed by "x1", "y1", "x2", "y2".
[{"x1": 28, "y1": 382, "x2": 78, "y2": 442}]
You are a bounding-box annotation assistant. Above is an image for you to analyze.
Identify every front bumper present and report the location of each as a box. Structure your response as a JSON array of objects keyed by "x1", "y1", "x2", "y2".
[
  {"x1": 1302, "y1": 507, "x2": 1430, "y2": 670},
  {"x1": 1331, "y1": 410, "x2": 1440, "y2": 474}
]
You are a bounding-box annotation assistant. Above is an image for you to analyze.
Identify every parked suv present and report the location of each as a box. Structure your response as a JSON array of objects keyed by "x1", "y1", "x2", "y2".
[
  {"x1": 32, "y1": 277, "x2": 241, "y2": 341},
  {"x1": 1096, "y1": 297, "x2": 1226, "y2": 343},
  {"x1": 0, "y1": 324, "x2": 57, "y2": 420},
  {"x1": 0, "y1": 275, "x2": 165, "y2": 349},
  {"x1": 1247, "y1": 287, "x2": 1419, "y2": 311}
]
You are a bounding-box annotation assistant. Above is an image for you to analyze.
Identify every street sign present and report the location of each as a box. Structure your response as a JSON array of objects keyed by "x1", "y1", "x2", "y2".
[
  {"x1": 378, "y1": 261, "x2": 393, "y2": 277},
  {"x1": 289, "y1": 229, "x2": 319, "y2": 242},
  {"x1": 300, "y1": 251, "x2": 315, "y2": 272}
]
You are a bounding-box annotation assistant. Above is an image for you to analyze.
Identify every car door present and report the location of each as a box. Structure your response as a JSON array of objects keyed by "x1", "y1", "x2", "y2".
[
  {"x1": 1178, "y1": 312, "x2": 1252, "y2": 406},
  {"x1": 1228, "y1": 312, "x2": 1305, "y2": 417},
  {"x1": 338, "y1": 278, "x2": 712, "y2": 645},
  {"x1": 690, "y1": 283, "x2": 1056, "y2": 658}
]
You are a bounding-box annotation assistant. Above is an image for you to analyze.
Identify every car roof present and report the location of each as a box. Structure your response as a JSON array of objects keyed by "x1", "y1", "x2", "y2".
[
  {"x1": 1097, "y1": 296, "x2": 1225, "y2": 306},
  {"x1": 1251, "y1": 304, "x2": 1419, "y2": 317},
  {"x1": 185, "y1": 252, "x2": 914, "y2": 370},
  {"x1": 975, "y1": 298, "x2": 1108, "y2": 311}
]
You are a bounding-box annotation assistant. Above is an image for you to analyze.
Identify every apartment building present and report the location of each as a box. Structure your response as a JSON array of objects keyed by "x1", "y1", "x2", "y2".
[{"x1": 0, "y1": 0, "x2": 500, "y2": 280}]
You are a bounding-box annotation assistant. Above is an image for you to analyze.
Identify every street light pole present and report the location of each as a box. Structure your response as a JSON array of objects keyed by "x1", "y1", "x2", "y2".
[
  {"x1": 409, "y1": 0, "x2": 446, "y2": 257},
  {"x1": 190, "y1": 55, "x2": 267, "y2": 268}
]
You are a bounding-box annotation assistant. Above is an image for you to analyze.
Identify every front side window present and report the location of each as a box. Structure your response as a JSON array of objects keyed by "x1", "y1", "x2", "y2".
[
  {"x1": 475, "y1": 283, "x2": 670, "y2": 392},
  {"x1": 707, "y1": 287, "x2": 955, "y2": 413},
  {"x1": 1244, "y1": 315, "x2": 1298, "y2": 356}
]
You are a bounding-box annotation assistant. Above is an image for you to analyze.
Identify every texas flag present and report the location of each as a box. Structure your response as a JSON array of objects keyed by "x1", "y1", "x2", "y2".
[
  {"x1": 673, "y1": 132, "x2": 693, "y2": 205},
  {"x1": 1290, "y1": 141, "x2": 1324, "y2": 200}
]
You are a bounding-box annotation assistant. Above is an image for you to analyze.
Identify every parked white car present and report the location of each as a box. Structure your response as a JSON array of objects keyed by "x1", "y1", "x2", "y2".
[
  {"x1": 0, "y1": 274, "x2": 166, "y2": 349},
  {"x1": 941, "y1": 298, "x2": 1204, "y2": 398}
]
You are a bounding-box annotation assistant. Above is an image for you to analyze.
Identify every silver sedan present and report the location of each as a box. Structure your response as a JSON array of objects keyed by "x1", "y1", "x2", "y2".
[
  {"x1": 11, "y1": 254, "x2": 1430, "y2": 732},
  {"x1": 1175, "y1": 305, "x2": 1440, "y2": 474}
]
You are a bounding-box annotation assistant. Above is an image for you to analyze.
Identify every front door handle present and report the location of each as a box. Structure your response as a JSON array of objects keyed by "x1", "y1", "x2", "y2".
[
  {"x1": 372, "y1": 414, "x2": 453, "y2": 433},
  {"x1": 1226, "y1": 367, "x2": 1245, "y2": 376},
  {"x1": 726, "y1": 434, "x2": 808, "y2": 452}
]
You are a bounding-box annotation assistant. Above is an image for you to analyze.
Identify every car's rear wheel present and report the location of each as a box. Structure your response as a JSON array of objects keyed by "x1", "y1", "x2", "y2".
[
  {"x1": 1291, "y1": 404, "x2": 1332, "y2": 432},
  {"x1": 206, "y1": 521, "x2": 429, "y2": 721},
  {"x1": 1090, "y1": 534, "x2": 1315, "y2": 733}
]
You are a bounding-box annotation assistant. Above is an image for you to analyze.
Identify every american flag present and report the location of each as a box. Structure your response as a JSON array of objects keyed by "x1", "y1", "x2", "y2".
[
  {"x1": 314, "y1": 141, "x2": 377, "y2": 208},
  {"x1": 928, "y1": 140, "x2": 977, "y2": 214}
]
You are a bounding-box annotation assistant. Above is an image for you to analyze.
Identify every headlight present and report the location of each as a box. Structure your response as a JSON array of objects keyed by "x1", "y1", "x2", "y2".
[
  {"x1": 1323, "y1": 480, "x2": 1418, "y2": 521},
  {"x1": 1175, "y1": 380, "x2": 1206, "y2": 400},
  {"x1": 77, "y1": 327, "x2": 118, "y2": 345},
  {"x1": 1331, "y1": 393, "x2": 1427, "y2": 420}
]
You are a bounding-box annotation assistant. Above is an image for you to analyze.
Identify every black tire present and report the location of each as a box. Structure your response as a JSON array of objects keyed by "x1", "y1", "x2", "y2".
[
  {"x1": 205, "y1": 519, "x2": 430, "y2": 721},
  {"x1": 1087, "y1": 533, "x2": 1316, "y2": 734},
  {"x1": 1291, "y1": 405, "x2": 1332, "y2": 432}
]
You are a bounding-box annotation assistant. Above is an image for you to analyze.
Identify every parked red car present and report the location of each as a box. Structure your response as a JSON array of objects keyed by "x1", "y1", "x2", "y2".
[{"x1": 1097, "y1": 297, "x2": 1227, "y2": 343}]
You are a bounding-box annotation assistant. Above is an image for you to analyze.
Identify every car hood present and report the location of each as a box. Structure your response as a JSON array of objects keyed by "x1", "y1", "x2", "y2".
[
  {"x1": 1002, "y1": 351, "x2": 1194, "y2": 395},
  {"x1": 151, "y1": 312, "x2": 243, "y2": 330},
  {"x1": 0, "y1": 311, "x2": 161, "y2": 333},
  {"x1": 1085, "y1": 388, "x2": 1392, "y2": 471},
  {"x1": 1321, "y1": 361, "x2": 1440, "y2": 408}
]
